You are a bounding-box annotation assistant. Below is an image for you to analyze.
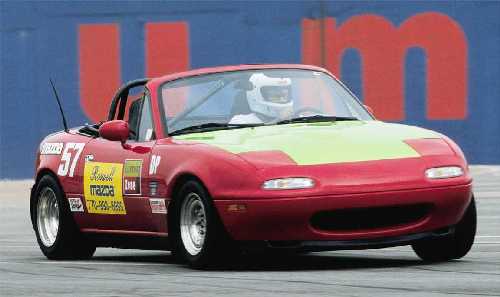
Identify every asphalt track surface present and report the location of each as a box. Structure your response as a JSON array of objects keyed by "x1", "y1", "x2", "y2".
[{"x1": 1, "y1": 166, "x2": 499, "y2": 297}]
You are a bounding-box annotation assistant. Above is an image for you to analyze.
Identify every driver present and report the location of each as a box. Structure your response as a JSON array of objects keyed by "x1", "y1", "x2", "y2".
[{"x1": 230, "y1": 73, "x2": 293, "y2": 124}]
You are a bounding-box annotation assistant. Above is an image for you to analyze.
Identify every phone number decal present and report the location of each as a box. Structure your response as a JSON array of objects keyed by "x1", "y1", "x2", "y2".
[{"x1": 88, "y1": 200, "x2": 125, "y2": 212}]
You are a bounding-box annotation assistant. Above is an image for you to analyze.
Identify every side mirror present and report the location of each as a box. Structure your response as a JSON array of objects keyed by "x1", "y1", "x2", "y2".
[
  {"x1": 363, "y1": 104, "x2": 375, "y2": 117},
  {"x1": 99, "y1": 120, "x2": 129, "y2": 144}
]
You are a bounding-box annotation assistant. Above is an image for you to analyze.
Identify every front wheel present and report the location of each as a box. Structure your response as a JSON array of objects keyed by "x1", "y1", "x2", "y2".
[
  {"x1": 412, "y1": 196, "x2": 476, "y2": 262},
  {"x1": 170, "y1": 180, "x2": 235, "y2": 268},
  {"x1": 32, "y1": 175, "x2": 95, "y2": 260}
]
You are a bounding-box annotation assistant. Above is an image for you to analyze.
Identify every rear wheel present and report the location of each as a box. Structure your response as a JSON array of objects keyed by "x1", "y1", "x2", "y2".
[
  {"x1": 32, "y1": 175, "x2": 95, "y2": 260},
  {"x1": 412, "y1": 197, "x2": 476, "y2": 262},
  {"x1": 170, "y1": 180, "x2": 236, "y2": 268}
]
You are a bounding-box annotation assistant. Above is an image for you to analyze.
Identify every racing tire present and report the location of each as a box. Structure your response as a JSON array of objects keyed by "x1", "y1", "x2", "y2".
[
  {"x1": 412, "y1": 196, "x2": 476, "y2": 262},
  {"x1": 170, "y1": 180, "x2": 236, "y2": 269},
  {"x1": 32, "y1": 175, "x2": 96, "y2": 260}
]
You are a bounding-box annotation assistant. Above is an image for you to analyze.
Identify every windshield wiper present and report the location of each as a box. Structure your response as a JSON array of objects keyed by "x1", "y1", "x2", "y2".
[
  {"x1": 276, "y1": 115, "x2": 358, "y2": 125},
  {"x1": 169, "y1": 122, "x2": 262, "y2": 136}
]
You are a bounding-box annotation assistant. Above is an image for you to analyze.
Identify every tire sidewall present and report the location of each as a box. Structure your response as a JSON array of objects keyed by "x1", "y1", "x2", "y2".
[
  {"x1": 32, "y1": 175, "x2": 88, "y2": 259},
  {"x1": 453, "y1": 196, "x2": 477, "y2": 257},
  {"x1": 33, "y1": 175, "x2": 67, "y2": 256},
  {"x1": 412, "y1": 196, "x2": 477, "y2": 261},
  {"x1": 171, "y1": 180, "x2": 221, "y2": 267}
]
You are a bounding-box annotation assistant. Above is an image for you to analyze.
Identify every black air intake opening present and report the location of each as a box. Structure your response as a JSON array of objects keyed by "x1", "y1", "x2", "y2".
[{"x1": 311, "y1": 203, "x2": 432, "y2": 231}]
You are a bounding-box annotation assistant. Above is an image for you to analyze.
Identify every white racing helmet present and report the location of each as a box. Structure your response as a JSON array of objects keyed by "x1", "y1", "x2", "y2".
[{"x1": 247, "y1": 73, "x2": 293, "y2": 118}]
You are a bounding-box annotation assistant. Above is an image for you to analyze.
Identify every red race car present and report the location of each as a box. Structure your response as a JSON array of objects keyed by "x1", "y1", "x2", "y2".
[{"x1": 31, "y1": 64, "x2": 476, "y2": 268}]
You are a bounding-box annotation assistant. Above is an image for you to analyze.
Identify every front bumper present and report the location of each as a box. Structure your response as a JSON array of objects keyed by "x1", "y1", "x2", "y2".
[
  {"x1": 214, "y1": 183, "x2": 472, "y2": 242},
  {"x1": 241, "y1": 226, "x2": 454, "y2": 252}
]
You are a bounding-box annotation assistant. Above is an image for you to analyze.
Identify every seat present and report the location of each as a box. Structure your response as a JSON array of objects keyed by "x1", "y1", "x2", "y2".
[
  {"x1": 230, "y1": 91, "x2": 251, "y2": 116},
  {"x1": 127, "y1": 98, "x2": 143, "y2": 139}
]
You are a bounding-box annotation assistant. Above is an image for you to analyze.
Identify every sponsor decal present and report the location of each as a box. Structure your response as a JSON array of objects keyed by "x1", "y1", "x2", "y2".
[
  {"x1": 84, "y1": 162, "x2": 126, "y2": 214},
  {"x1": 40, "y1": 142, "x2": 64, "y2": 155},
  {"x1": 68, "y1": 197, "x2": 84, "y2": 212},
  {"x1": 85, "y1": 154, "x2": 94, "y2": 162},
  {"x1": 149, "y1": 155, "x2": 161, "y2": 175},
  {"x1": 149, "y1": 198, "x2": 168, "y2": 214},
  {"x1": 149, "y1": 181, "x2": 159, "y2": 196},
  {"x1": 123, "y1": 159, "x2": 142, "y2": 195}
]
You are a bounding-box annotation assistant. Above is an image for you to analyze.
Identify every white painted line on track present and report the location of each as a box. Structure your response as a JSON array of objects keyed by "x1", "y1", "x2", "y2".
[
  {"x1": 33, "y1": 261, "x2": 167, "y2": 266},
  {"x1": 476, "y1": 200, "x2": 500, "y2": 204},
  {"x1": 0, "y1": 260, "x2": 166, "y2": 266},
  {"x1": 475, "y1": 192, "x2": 500, "y2": 198},
  {"x1": 474, "y1": 182, "x2": 500, "y2": 186},
  {"x1": 475, "y1": 242, "x2": 500, "y2": 244}
]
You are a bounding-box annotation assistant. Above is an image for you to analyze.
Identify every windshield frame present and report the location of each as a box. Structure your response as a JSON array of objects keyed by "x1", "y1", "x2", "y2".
[{"x1": 157, "y1": 68, "x2": 374, "y2": 136}]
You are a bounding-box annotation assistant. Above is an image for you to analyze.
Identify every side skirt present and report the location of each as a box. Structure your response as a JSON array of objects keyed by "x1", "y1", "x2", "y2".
[{"x1": 82, "y1": 230, "x2": 170, "y2": 250}]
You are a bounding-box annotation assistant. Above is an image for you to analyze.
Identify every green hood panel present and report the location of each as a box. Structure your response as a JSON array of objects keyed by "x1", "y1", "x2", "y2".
[{"x1": 173, "y1": 121, "x2": 441, "y2": 165}]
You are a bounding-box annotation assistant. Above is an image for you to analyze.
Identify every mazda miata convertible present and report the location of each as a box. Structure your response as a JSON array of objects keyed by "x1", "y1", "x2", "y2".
[{"x1": 31, "y1": 64, "x2": 476, "y2": 268}]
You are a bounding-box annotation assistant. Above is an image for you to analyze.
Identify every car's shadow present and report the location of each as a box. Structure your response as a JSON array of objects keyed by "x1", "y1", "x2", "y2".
[{"x1": 92, "y1": 251, "x2": 427, "y2": 271}]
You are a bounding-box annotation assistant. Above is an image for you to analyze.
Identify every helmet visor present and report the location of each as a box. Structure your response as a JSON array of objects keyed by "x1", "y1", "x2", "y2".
[{"x1": 260, "y1": 86, "x2": 292, "y2": 104}]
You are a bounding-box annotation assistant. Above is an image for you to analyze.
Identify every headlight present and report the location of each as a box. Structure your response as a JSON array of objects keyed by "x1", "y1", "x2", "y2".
[
  {"x1": 425, "y1": 166, "x2": 463, "y2": 179},
  {"x1": 262, "y1": 177, "x2": 315, "y2": 190}
]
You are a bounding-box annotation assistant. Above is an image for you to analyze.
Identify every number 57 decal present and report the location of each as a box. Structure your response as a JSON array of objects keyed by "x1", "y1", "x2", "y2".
[{"x1": 57, "y1": 143, "x2": 85, "y2": 177}]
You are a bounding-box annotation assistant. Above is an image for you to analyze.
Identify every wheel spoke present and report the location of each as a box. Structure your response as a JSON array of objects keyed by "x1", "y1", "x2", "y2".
[
  {"x1": 180, "y1": 192, "x2": 207, "y2": 256},
  {"x1": 37, "y1": 188, "x2": 59, "y2": 247}
]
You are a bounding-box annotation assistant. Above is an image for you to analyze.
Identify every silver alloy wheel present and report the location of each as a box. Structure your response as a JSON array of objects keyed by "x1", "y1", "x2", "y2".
[
  {"x1": 37, "y1": 187, "x2": 59, "y2": 247},
  {"x1": 180, "y1": 193, "x2": 207, "y2": 256}
]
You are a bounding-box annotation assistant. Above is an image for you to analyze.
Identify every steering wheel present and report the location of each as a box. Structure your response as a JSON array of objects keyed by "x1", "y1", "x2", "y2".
[{"x1": 292, "y1": 106, "x2": 324, "y2": 118}]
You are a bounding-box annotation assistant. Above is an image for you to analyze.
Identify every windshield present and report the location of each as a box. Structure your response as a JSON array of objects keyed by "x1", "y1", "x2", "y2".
[{"x1": 159, "y1": 69, "x2": 373, "y2": 135}]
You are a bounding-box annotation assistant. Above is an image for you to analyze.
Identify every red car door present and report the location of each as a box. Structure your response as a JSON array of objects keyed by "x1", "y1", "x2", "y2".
[{"x1": 77, "y1": 94, "x2": 158, "y2": 233}]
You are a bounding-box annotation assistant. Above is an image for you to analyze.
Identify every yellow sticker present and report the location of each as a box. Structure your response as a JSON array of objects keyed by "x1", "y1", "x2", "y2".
[{"x1": 84, "y1": 162, "x2": 126, "y2": 214}]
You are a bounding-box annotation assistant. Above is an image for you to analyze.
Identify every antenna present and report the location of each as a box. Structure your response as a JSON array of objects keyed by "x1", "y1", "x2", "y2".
[{"x1": 49, "y1": 78, "x2": 69, "y2": 133}]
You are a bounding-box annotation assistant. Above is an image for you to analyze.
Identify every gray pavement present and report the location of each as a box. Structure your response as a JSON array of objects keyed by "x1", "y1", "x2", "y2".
[{"x1": 1, "y1": 165, "x2": 499, "y2": 297}]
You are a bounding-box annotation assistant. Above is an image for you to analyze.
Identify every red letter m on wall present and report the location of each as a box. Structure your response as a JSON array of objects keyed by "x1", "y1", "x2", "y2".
[{"x1": 302, "y1": 12, "x2": 468, "y2": 121}]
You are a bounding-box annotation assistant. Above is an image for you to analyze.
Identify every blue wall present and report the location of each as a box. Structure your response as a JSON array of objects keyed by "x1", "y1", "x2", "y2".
[{"x1": 1, "y1": 1, "x2": 499, "y2": 178}]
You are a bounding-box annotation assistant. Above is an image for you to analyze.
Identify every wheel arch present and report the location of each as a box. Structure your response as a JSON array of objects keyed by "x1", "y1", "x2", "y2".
[
  {"x1": 168, "y1": 173, "x2": 203, "y2": 226},
  {"x1": 34, "y1": 168, "x2": 59, "y2": 184},
  {"x1": 167, "y1": 172, "x2": 216, "y2": 235},
  {"x1": 166, "y1": 171, "x2": 235, "y2": 265},
  {"x1": 30, "y1": 168, "x2": 63, "y2": 228}
]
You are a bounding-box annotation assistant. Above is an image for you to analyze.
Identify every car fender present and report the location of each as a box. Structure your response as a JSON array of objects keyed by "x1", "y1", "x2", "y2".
[{"x1": 152, "y1": 140, "x2": 259, "y2": 200}]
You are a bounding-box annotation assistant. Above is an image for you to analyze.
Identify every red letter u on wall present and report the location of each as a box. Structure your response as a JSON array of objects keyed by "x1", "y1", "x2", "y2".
[
  {"x1": 79, "y1": 22, "x2": 189, "y2": 122},
  {"x1": 79, "y1": 24, "x2": 121, "y2": 123}
]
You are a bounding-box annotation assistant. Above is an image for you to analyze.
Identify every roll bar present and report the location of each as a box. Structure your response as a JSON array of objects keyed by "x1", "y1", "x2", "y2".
[{"x1": 107, "y1": 78, "x2": 149, "y2": 121}]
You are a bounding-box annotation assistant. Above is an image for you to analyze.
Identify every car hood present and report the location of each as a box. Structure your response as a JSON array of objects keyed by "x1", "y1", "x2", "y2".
[{"x1": 172, "y1": 121, "x2": 443, "y2": 167}]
